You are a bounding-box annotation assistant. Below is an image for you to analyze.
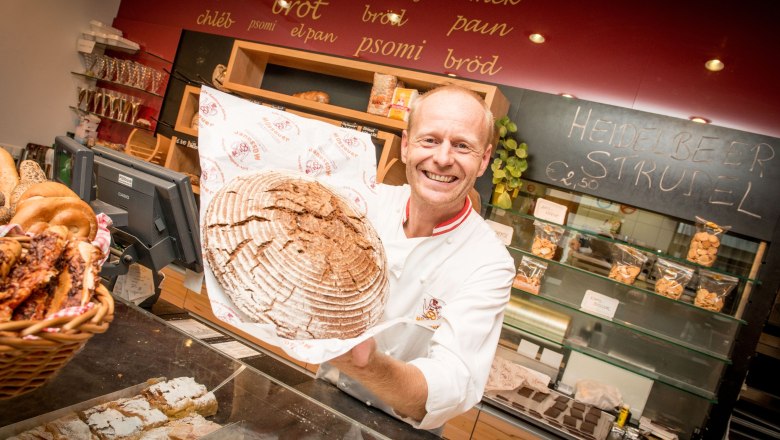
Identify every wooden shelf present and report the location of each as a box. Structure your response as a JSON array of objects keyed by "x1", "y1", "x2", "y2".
[
  {"x1": 223, "y1": 40, "x2": 510, "y2": 135},
  {"x1": 174, "y1": 84, "x2": 201, "y2": 137}
]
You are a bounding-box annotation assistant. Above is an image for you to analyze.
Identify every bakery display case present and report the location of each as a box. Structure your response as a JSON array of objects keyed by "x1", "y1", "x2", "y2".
[
  {"x1": 0, "y1": 298, "x2": 437, "y2": 439},
  {"x1": 482, "y1": 181, "x2": 763, "y2": 439}
]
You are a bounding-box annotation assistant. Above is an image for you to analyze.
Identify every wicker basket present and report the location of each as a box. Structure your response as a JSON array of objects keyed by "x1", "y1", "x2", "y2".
[{"x1": 0, "y1": 284, "x2": 114, "y2": 399}]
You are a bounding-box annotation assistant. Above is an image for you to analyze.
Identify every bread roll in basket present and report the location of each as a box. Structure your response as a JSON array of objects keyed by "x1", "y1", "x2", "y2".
[{"x1": 203, "y1": 170, "x2": 388, "y2": 340}]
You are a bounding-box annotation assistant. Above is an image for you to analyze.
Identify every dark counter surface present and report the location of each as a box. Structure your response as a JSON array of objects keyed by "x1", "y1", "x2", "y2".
[{"x1": 0, "y1": 297, "x2": 438, "y2": 439}]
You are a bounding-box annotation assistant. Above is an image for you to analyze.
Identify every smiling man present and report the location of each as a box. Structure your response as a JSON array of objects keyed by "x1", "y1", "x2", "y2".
[{"x1": 319, "y1": 85, "x2": 515, "y2": 432}]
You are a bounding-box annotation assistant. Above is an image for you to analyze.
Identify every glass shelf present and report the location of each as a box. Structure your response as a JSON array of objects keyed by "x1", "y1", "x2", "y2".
[
  {"x1": 71, "y1": 71, "x2": 163, "y2": 98},
  {"x1": 567, "y1": 343, "x2": 718, "y2": 403},
  {"x1": 507, "y1": 246, "x2": 743, "y2": 357},
  {"x1": 69, "y1": 106, "x2": 152, "y2": 131},
  {"x1": 502, "y1": 304, "x2": 720, "y2": 402},
  {"x1": 489, "y1": 204, "x2": 761, "y2": 285}
]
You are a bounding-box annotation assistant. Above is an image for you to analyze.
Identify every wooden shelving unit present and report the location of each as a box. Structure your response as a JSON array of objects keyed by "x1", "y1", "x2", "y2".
[{"x1": 222, "y1": 40, "x2": 510, "y2": 135}]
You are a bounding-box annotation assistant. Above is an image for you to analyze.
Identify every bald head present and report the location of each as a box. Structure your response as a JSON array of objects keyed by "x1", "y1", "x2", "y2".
[{"x1": 408, "y1": 85, "x2": 494, "y2": 147}]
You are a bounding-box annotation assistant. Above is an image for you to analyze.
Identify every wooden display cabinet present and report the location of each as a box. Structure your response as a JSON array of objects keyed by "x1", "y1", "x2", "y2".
[{"x1": 222, "y1": 40, "x2": 510, "y2": 134}]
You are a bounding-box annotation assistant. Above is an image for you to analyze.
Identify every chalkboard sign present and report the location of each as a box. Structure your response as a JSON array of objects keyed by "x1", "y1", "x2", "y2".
[{"x1": 514, "y1": 91, "x2": 779, "y2": 241}]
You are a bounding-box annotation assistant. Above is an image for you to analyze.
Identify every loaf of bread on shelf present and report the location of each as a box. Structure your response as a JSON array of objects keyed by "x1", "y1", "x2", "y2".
[{"x1": 292, "y1": 90, "x2": 330, "y2": 103}]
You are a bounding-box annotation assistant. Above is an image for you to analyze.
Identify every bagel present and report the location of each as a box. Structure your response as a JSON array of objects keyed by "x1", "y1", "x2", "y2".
[
  {"x1": 16, "y1": 181, "x2": 79, "y2": 209},
  {"x1": 9, "y1": 196, "x2": 97, "y2": 240}
]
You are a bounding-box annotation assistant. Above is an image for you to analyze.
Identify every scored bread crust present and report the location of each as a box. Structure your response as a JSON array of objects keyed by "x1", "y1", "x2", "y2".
[{"x1": 203, "y1": 170, "x2": 388, "y2": 340}]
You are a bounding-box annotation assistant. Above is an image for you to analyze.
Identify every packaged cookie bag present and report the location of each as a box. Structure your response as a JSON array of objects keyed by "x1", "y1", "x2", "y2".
[
  {"x1": 694, "y1": 270, "x2": 738, "y2": 312},
  {"x1": 652, "y1": 258, "x2": 694, "y2": 300},
  {"x1": 531, "y1": 221, "x2": 565, "y2": 260},
  {"x1": 608, "y1": 244, "x2": 648, "y2": 285},
  {"x1": 513, "y1": 256, "x2": 548, "y2": 295},
  {"x1": 686, "y1": 217, "x2": 730, "y2": 267}
]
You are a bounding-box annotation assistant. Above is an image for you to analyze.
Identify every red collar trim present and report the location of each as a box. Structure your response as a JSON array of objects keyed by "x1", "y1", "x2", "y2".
[{"x1": 402, "y1": 197, "x2": 472, "y2": 236}]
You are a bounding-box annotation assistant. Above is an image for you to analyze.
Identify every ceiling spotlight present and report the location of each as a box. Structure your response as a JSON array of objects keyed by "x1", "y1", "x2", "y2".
[
  {"x1": 559, "y1": 93, "x2": 575, "y2": 99},
  {"x1": 529, "y1": 33, "x2": 546, "y2": 44},
  {"x1": 278, "y1": 0, "x2": 291, "y2": 8},
  {"x1": 446, "y1": 72, "x2": 457, "y2": 78},
  {"x1": 705, "y1": 59, "x2": 725, "y2": 72},
  {"x1": 387, "y1": 12, "x2": 401, "y2": 24},
  {"x1": 690, "y1": 116, "x2": 710, "y2": 124}
]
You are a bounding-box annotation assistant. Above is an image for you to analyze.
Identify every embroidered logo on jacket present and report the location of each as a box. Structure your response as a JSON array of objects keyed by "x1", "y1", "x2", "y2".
[{"x1": 416, "y1": 296, "x2": 445, "y2": 328}]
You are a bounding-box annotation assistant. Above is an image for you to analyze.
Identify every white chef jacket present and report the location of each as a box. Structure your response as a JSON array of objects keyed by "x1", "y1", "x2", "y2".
[{"x1": 317, "y1": 184, "x2": 515, "y2": 430}]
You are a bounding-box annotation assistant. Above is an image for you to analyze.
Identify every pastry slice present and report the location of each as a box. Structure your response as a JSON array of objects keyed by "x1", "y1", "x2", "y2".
[
  {"x1": 81, "y1": 402, "x2": 145, "y2": 440},
  {"x1": 143, "y1": 377, "x2": 217, "y2": 418},
  {"x1": 114, "y1": 396, "x2": 168, "y2": 430},
  {"x1": 44, "y1": 413, "x2": 97, "y2": 439}
]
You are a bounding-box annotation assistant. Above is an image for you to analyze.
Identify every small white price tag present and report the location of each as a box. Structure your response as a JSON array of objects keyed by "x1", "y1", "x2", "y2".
[
  {"x1": 517, "y1": 339, "x2": 540, "y2": 359},
  {"x1": 540, "y1": 348, "x2": 564, "y2": 368},
  {"x1": 580, "y1": 290, "x2": 619, "y2": 319},
  {"x1": 485, "y1": 219, "x2": 513, "y2": 246},
  {"x1": 77, "y1": 38, "x2": 96, "y2": 53},
  {"x1": 533, "y1": 198, "x2": 567, "y2": 225}
]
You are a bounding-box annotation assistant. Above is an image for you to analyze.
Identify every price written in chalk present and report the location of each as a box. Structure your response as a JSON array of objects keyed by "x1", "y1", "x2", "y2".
[{"x1": 545, "y1": 160, "x2": 601, "y2": 191}]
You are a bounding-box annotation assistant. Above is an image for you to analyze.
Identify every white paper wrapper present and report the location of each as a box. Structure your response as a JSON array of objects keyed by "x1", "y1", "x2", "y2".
[{"x1": 197, "y1": 87, "x2": 424, "y2": 364}]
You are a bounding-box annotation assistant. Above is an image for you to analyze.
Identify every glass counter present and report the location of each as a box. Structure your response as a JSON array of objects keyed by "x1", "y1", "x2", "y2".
[{"x1": 0, "y1": 298, "x2": 437, "y2": 440}]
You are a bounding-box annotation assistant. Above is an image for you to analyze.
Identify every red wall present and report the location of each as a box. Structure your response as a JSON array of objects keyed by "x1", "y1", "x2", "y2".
[{"x1": 113, "y1": 0, "x2": 780, "y2": 139}]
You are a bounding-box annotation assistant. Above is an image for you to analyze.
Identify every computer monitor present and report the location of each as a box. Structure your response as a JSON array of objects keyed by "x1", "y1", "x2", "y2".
[
  {"x1": 91, "y1": 145, "x2": 202, "y2": 273},
  {"x1": 52, "y1": 136, "x2": 94, "y2": 202}
]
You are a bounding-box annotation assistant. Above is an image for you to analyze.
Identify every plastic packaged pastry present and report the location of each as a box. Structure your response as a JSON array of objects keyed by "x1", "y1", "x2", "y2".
[
  {"x1": 531, "y1": 221, "x2": 564, "y2": 260},
  {"x1": 513, "y1": 256, "x2": 548, "y2": 295},
  {"x1": 652, "y1": 258, "x2": 694, "y2": 300},
  {"x1": 367, "y1": 73, "x2": 402, "y2": 116},
  {"x1": 608, "y1": 244, "x2": 648, "y2": 285},
  {"x1": 686, "y1": 217, "x2": 729, "y2": 267},
  {"x1": 694, "y1": 269, "x2": 739, "y2": 312}
]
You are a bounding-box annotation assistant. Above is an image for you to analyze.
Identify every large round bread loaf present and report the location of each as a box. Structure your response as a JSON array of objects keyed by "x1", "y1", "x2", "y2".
[{"x1": 203, "y1": 170, "x2": 388, "y2": 340}]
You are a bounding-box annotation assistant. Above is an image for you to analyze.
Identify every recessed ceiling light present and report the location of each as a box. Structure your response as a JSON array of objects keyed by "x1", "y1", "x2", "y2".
[
  {"x1": 529, "y1": 33, "x2": 546, "y2": 44},
  {"x1": 705, "y1": 59, "x2": 724, "y2": 72},
  {"x1": 387, "y1": 12, "x2": 401, "y2": 24},
  {"x1": 690, "y1": 116, "x2": 710, "y2": 124},
  {"x1": 559, "y1": 93, "x2": 575, "y2": 99},
  {"x1": 446, "y1": 72, "x2": 457, "y2": 78}
]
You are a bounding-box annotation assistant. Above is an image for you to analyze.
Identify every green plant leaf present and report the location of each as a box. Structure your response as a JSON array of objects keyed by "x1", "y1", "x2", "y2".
[
  {"x1": 497, "y1": 115, "x2": 510, "y2": 126},
  {"x1": 509, "y1": 166, "x2": 523, "y2": 178},
  {"x1": 493, "y1": 168, "x2": 507, "y2": 179},
  {"x1": 518, "y1": 160, "x2": 528, "y2": 172},
  {"x1": 498, "y1": 126, "x2": 507, "y2": 138},
  {"x1": 498, "y1": 150, "x2": 508, "y2": 161},
  {"x1": 507, "y1": 122, "x2": 517, "y2": 133},
  {"x1": 516, "y1": 148, "x2": 528, "y2": 159},
  {"x1": 505, "y1": 138, "x2": 518, "y2": 150},
  {"x1": 495, "y1": 191, "x2": 513, "y2": 209}
]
